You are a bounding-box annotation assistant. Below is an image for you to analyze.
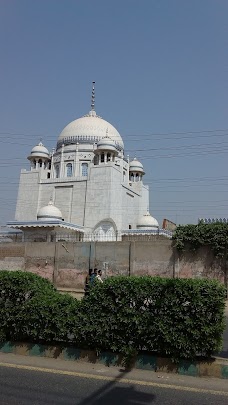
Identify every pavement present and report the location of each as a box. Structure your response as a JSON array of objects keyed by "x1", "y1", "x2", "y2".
[{"x1": 0, "y1": 352, "x2": 228, "y2": 404}]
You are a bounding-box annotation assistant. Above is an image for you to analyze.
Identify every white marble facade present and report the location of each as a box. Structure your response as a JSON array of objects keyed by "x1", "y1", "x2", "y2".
[{"x1": 14, "y1": 85, "x2": 158, "y2": 240}]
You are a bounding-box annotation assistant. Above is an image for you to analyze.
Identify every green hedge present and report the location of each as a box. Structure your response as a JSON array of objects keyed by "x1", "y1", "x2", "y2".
[
  {"x1": 0, "y1": 271, "x2": 226, "y2": 360},
  {"x1": 0, "y1": 271, "x2": 79, "y2": 343},
  {"x1": 76, "y1": 277, "x2": 226, "y2": 360}
]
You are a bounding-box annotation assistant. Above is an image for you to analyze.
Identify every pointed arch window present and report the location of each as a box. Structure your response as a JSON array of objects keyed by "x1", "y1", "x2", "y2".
[
  {"x1": 55, "y1": 165, "x2": 60, "y2": 178},
  {"x1": 66, "y1": 163, "x2": 73, "y2": 177},
  {"x1": 81, "y1": 162, "x2": 88, "y2": 176}
]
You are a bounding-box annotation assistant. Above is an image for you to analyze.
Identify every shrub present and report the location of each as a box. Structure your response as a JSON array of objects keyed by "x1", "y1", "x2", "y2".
[
  {"x1": 0, "y1": 270, "x2": 55, "y2": 302},
  {"x1": 0, "y1": 271, "x2": 82, "y2": 344},
  {"x1": 173, "y1": 223, "x2": 228, "y2": 258},
  {"x1": 17, "y1": 293, "x2": 80, "y2": 343},
  {"x1": 0, "y1": 271, "x2": 61, "y2": 342},
  {"x1": 75, "y1": 276, "x2": 226, "y2": 360}
]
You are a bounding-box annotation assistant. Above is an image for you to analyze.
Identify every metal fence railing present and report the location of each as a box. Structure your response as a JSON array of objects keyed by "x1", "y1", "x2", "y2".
[{"x1": 0, "y1": 229, "x2": 173, "y2": 243}]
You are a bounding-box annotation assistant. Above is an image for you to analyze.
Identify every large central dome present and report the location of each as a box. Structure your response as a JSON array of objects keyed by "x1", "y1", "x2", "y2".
[{"x1": 57, "y1": 110, "x2": 124, "y2": 151}]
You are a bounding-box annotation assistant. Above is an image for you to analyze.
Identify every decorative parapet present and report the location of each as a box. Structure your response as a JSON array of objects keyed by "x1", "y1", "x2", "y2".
[
  {"x1": 41, "y1": 176, "x2": 87, "y2": 184},
  {"x1": 121, "y1": 229, "x2": 173, "y2": 238},
  {"x1": 199, "y1": 218, "x2": 228, "y2": 224}
]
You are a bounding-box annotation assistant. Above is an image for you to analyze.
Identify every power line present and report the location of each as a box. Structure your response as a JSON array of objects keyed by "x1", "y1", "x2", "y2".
[{"x1": 0, "y1": 128, "x2": 228, "y2": 143}]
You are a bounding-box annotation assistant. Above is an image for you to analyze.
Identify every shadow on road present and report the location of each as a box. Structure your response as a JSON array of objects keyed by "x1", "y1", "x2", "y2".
[{"x1": 78, "y1": 369, "x2": 155, "y2": 405}]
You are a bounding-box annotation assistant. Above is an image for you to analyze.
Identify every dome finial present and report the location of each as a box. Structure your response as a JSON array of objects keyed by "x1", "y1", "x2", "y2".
[{"x1": 91, "y1": 81, "x2": 95, "y2": 111}]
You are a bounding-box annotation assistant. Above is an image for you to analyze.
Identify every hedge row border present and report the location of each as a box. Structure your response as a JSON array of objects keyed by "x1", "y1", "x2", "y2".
[{"x1": 1, "y1": 341, "x2": 228, "y2": 379}]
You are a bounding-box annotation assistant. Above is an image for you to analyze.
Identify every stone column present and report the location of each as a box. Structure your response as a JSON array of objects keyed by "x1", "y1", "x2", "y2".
[
  {"x1": 74, "y1": 143, "x2": 79, "y2": 177},
  {"x1": 127, "y1": 155, "x2": 130, "y2": 183},
  {"x1": 60, "y1": 144, "x2": 64, "y2": 178},
  {"x1": 50, "y1": 150, "x2": 55, "y2": 179}
]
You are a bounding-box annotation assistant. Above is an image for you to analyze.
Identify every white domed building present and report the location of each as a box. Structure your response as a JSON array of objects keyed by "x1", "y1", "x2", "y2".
[{"x1": 9, "y1": 84, "x2": 160, "y2": 241}]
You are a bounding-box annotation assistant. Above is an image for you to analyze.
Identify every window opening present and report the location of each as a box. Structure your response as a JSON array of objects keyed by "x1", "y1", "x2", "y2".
[
  {"x1": 81, "y1": 162, "x2": 88, "y2": 176},
  {"x1": 66, "y1": 163, "x2": 73, "y2": 177},
  {"x1": 101, "y1": 153, "x2": 104, "y2": 163}
]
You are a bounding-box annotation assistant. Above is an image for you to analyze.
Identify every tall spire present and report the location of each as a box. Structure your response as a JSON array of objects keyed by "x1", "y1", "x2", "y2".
[{"x1": 91, "y1": 81, "x2": 95, "y2": 111}]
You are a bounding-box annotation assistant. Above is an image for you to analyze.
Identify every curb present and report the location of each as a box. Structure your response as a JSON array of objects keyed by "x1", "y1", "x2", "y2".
[{"x1": 0, "y1": 341, "x2": 228, "y2": 379}]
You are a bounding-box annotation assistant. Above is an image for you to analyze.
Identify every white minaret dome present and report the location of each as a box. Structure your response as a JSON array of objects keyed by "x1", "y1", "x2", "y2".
[
  {"x1": 28, "y1": 141, "x2": 50, "y2": 159},
  {"x1": 57, "y1": 111, "x2": 124, "y2": 152},
  {"x1": 137, "y1": 211, "x2": 159, "y2": 230},
  {"x1": 37, "y1": 199, "x2": 63, "y2": 221},
  {"x1": 129, "y1": 158, "x2": 145, "y2": 174},
  {"x1": 96, "y1": 135, "x2": 118, "y2": 152}
]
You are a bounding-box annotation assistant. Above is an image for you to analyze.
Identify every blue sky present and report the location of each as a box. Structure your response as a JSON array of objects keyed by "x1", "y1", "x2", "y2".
[{"x1": 0, "y1": 0, "x2": 227, "y2": 226}]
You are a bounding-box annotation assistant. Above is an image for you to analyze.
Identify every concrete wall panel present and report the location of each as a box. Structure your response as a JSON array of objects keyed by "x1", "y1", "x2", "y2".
[{"x1": 0, "y1": 241, "x2": 226, "y2": 293}]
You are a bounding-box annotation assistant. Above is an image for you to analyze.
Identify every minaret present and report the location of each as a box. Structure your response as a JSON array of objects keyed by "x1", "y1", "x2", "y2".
[{"x1": 89, "y1": 81, "x2": 96, "y2": 117}]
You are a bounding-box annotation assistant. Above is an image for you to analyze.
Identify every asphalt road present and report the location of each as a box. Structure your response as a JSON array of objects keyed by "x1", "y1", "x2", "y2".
[{"x1": 0, "y1": 354, "x2": 228, "y2": 405}]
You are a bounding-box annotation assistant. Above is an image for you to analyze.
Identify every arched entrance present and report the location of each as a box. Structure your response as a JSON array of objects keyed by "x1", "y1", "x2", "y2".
[{"x1": 93, "y1": 220, "x2": 117, "y2": 241}]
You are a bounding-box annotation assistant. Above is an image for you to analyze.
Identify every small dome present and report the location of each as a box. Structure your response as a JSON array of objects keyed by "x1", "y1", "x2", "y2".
[
  {"x1": 96, "y1": 136, "x2": 118, "y2": 152},
  {"x1": 57, "y1": 110, "x2": 124, "y2": 151},
  {"x1": 28, "y1": 142, "x2": 50, "y2": 159},
  {"x1": 137, "y1": 211, "x2": 159, "y2": 230},
  {"x1": 37, "y1": 199, "x2": 62, "y2": 221},
  {"x1": 129, "y1": 158, "x2": 145, "y2": 174}
]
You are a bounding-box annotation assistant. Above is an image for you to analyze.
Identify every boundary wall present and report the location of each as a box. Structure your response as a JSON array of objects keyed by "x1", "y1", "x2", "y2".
[{"x1": 0, "y1": 241, "x2": 225, "y2": 297}]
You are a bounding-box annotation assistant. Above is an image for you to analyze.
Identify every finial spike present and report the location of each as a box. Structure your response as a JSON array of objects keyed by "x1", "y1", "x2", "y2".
[{"x1": 91, "y1": 81, "x2": 95, "y2": 111}]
